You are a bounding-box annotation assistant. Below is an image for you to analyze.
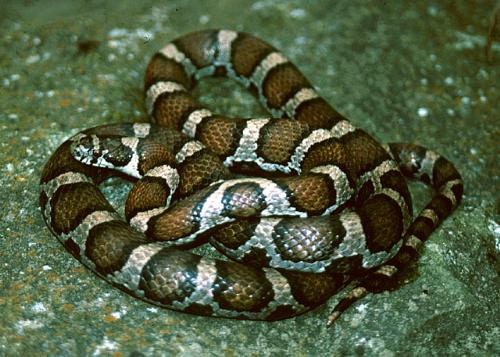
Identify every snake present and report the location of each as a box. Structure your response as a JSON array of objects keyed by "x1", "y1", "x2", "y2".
[{"x1": 39, "y1": 29, "x2": 463, "y2": 324}]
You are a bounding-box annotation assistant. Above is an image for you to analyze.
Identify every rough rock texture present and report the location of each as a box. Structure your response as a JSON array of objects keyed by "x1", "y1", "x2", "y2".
[{"x1": 1, "y1": 1, "x2": 498, "y2": 356}]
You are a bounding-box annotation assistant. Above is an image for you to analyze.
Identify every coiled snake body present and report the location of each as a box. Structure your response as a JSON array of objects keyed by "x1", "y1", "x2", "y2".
[{"x1": 40, "y1": 29, "x2": 463, "y2": 324}]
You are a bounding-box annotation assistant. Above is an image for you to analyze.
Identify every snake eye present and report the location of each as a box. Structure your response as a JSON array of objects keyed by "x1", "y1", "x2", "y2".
[{"x1": 92, "y1": 148, "x2": 100, "y2": 158}]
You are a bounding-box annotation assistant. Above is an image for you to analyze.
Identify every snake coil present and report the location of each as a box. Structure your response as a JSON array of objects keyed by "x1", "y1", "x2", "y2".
[{"x1": 40, "y1": 29, "x2": 463, "y2": 324}]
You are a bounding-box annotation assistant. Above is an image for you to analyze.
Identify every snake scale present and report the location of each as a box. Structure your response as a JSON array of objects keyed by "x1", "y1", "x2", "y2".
[{"x1": 40, "y1": 29, "x2": 463, "y2": 324}]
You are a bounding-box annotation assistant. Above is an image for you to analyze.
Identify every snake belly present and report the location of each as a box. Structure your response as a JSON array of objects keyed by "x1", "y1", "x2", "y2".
[{"x1": 39, "y1": 29, "x2": 463, "y2": 321}]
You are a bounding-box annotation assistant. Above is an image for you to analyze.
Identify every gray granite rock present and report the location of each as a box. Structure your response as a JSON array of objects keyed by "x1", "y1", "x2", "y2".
[{"x1": 1, "y1": 1, "x2": 498, "y2": 356}]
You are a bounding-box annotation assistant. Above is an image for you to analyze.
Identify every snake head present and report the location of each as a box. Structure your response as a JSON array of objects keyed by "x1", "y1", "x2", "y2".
[
  {"x1": 70, "y1": 134, "x2": 133, "y2": 170},
  {"x1": 70, "y1": 134, "x2": 104, "y2": 166}
]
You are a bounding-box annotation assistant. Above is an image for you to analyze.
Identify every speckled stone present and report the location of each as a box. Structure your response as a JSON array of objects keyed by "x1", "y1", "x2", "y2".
[{"x1": 0, "y1": 1, "x2": 499, "y2": 356}]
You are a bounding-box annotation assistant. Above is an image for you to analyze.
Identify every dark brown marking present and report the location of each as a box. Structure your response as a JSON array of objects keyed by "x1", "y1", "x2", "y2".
[
  {"x1": 256, "y1": 119, "x2": 310, "y2": 165},
  {"x1": 196, "y1": 116, "x2": 247, "y2": 157},
  {"x1": 356, "y1": 180, "x2": 374, "y2": 206},
  {"x1": 153, "y1": 91, "x2": 203, "y2": 130},
  {"x1": 50, "y1": 182, "x2": 114, "y2": 234},
  {"x1": 143, "y1": 125, "x2": 187, "y2": 153},
  {"x1": 137, "y1": 142, "x2": 177, "y2": 176},
  {"x1": 213, "y1": 66, "x2": 227, "y2": 77},
  {"x1": 325, "y1": 255, "x2": 364, "y2": 275},
  {"x1": 432, "y1": 157, "x2": 462, "y2": 189},
  {"x1": 140, "y1": 249, "x2": 201, "y2": 304},
  {"x1": 176, "y1": 149, "x2": 229, "y2": 197},
  {"x1": 240, "y1": 247, "x2": 272, "y2": 268},
  {"x1": 363, "y1": 266, "x2": 399, "y2": 293},
  {"x1": 145, "y1": 54, "x2": 192, "y2": 90},
  {"x1": 281, "y1": 270, "x2": 344, "y2": 307},
  {"x1": 300, "y1": 138, "x2": 354, "y2": 183},
  {"x1": 221, "y1": 182, "x2": 266, "y2": 218},
  {"x1": 390, "y1": 245, "x2": 419, "y2": 268},
  {"x1": 39, "y1": 191, "x2": 48, "y2": 215},
  {"x1": 278, "y1": 174, "x2": 337, "y2": 215},
  {"x1": 64, "y1": 238, "x2": 82, "y2": 259},
  {"x1": 262, "y1": 63, "x2": 311, "y2": 109},
  {"x1": 406, "y1": 216, "x2": 435, "y2": 242},
  {"x1": 380, "y1": 170, "x2": 412, "y2": 212},
  {"x1": 426, "y1": 194, "x2": 453, "y2": 221},
  {"x1": 231, "y1": 33, "x2": 275, "y2": 77},
  {"x1": 211, "y1": 219, "x2": 260, "y2": 250},
  {"x1": 450, "y1": 182, "x2": 464, "y2": 204},
  {"x1": 147, "y1": 183, "x2": 221, "y2": 241},
  {"x1": 173, "y1": 30, "x2": 218, "y2": 69},
  {"x1": 212, "y1": 260, "x2": 274, "y2": 312},
  {"x1": 272, "y1": 216, "x2": 344, "y2": 263},
  {"x1": 338, "y1": 130, "x2": 390, "y2": 178},
  {"x1": 358, "y1": 194, "x2": 403, "y2": 253},
  {"x1": 295, "y1": 97, "x2": 345, "y2": 129},
  {"x1": 125, "y1": 176, "x2": 171, "y2": 221},
  {"x1": 86, "y1": 220, "x2": 145, "y2": 275},
  {"x1": 265, "y1": 305, "x2": 299, "y2": 321},
  {"x1": 183, "y1": 303, "x2": 214, "y2": 316}
]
